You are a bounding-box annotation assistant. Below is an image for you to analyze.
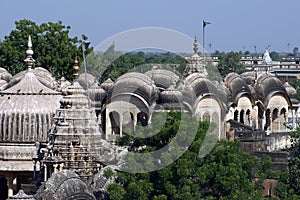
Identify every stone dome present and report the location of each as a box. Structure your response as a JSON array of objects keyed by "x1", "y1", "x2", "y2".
[
  {"x1": 159, "y1": 85, "x2": 183, "y2": 110},
  {"x1": 36, "y1": 170, "x2": 95, "y2": 200},
  {"x1": 5, "y1": 67, "x2": 58, "y2": 90},
  {"x1": 224, "y1": 72, "x2": 252, "y2": 104},
  {"x1": 0, "y1": 68, "x2": 12, "y2": 90},
  {"x1": 240, "y1": 71, "x2": 257, "y2": 85},
  {"x1": 77, "y1": 73, "x2": 97, "y2": 90},
  {"x1": 109, "y1": 72, "x2": 158, "y2": 105},
  {"x1": 0, "y1": 68, "x2": 62, "y2": 142},
  {"x1": 284, "y1": 81, "x2": 299, "y2": 105},
  {"x1": 145, "y1": 69, "x2": 180, "y2": 91},
  {"x1": 184, "y1": 73, "x2": 222, "y2": 100},
  {"x1": 255, "y1": 73, "x2": 288, "y2": 102},
  {"x1": 100, "y1": 78, "x2": 114, "y2": 92},
  {"x1": 88, "y1": 82, "x2": 107, "y2": 101}
]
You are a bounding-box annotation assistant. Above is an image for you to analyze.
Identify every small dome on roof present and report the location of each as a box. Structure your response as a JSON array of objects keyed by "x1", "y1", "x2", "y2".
[
  {"x1": 255, "y1": 73, "x2": 288, "y2": 101},
  {"x1": 77, "y1": 73, "x2": 97, "y2": 90},
  {"x1": 88, "y1": 81, "x2": 107, "y2": 101},
  {"x1": 224, "y1": 72, "x2": 252, "y2": 103},
  {"x1": 240, "y1": 71, "x2": 257, "y2": 85},
  {"x1": 6, "y1": 67, "x2": 58, "y2": 90},
  {"x1": 37, "y1": 170, "x2": 95, "y2": 200},
  {"x1": 284, "y1": 81, "x2": 299, "y2": 105},
  {"x1": 159, "y1": 85, "x2": 183, "y2": 105},
  {"x1": 109, "y1": 72, "x2": 158, "y2": 105},
  {"x1": 100, "y1": 78, "x2": 114, "y2": 92},
  {"x1": 145, "y1": 69, "x2": 180, "y2": 90}
]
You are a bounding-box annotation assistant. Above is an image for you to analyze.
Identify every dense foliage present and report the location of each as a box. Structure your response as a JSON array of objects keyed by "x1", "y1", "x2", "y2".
[
  {"x1": 0, "y1": 19, "x2": 91, "y2": 80},
  {"x1": 215, "y1": 51, "x2": 246, "y2": 77},
  {"x1": 107, "y1": 111, "x2": 272, "y2": 200}
]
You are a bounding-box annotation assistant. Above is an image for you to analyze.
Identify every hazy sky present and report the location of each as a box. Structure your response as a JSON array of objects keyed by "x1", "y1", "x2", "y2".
[{"x1": 1, "y1": 0, "x2": 299, "y2": 53}]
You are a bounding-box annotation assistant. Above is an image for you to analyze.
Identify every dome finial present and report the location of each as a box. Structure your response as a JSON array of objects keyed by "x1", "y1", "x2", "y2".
[
  {"x1": 193, "y1": 36, "x2": 198, "y2": 54},
  {"x1": 73, "y1": 55, "x2": 80, "y2": 79},
  {"x1": 24, "y1": 35, "x2": 35, "y2": 69}
]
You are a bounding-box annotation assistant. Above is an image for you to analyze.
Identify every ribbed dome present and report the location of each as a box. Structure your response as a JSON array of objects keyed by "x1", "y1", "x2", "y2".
[
  {"x1": 60, "y1": 82, "x2": 89, "y2": 109},
  {"x1": 184, "y1": 73, "x2": 222, "y2": 99},
  {"x1": 88, "y1": 82, "x2": 107, "y2": 101},
  {"x1": 159, "y1": 85, "x2": 183, "y2": 104},
  {"x1": 109, "y1": 72, "x2": 158, "y2": 105},
  {"x1": 255, "y1": 73, "x2": 288, "y2": 101},
  {"x1": 77, "y1": 73, "x2": 96, "y2": 90},
  {"x1": 37, "y1": 170, "x2": 95, "y2": 200},
  {"x1": 240, "y1": 71, "x2": 257, "y2": 85},
  {"x1": 284, "y1": 81, "x2": 297, "y2": 97},
  {"x1": 284, "y1": 81, "x2": 299, "y2": 105},
  {"x1": 100, "y1": 78, "x2": 114, "y2": 92},
  {"x1": 5, "y1": 67, "x2": 58, "y2": 90},
  {"x1": 0, "y1": 69, "x2": 61, "y2": 142},
  {"x1": 145, "y1": 69, "x2": 180, "y2": 90},
  {"x1": 0, "y1": 68, "x2": 12, "y2": 90},
  {"x1": 224, "y1": 72, "x2": 252, "y2": 103}
]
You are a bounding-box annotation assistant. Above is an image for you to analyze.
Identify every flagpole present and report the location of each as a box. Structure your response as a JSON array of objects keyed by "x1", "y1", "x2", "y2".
[{"x1": 203, "y1": 20, "x2": 205, "y2": 60}]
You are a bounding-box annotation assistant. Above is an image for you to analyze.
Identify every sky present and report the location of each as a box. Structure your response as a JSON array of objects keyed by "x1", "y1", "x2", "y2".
[{"x1": 1, "y1": 0, "x2": 300, "y2": 53}]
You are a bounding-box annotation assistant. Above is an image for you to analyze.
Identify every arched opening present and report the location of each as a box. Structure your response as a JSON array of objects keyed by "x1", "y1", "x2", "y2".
[
  {"x1": 272, "y1": 108, "x2": 279, "y2": 130},
  {"x1": 202, "y1": 112, "x2": 210, "y2": 122},
  {"x1": 0, "y1": 176, "x2": 8, "y2": 200},
  {"x1": 257, "y1": 103, "x2": 264, "y2": 130},
  {"x1": 212, "y1": 112, "x2": 220, "y2": 138},
  {"x1": 109, "y1": 111, "x2": 120, "y2": 135},
  {"x1": 280, "y1": 108, "x2": 287, "y2": 130},
  {"x1": 234, "y1": 110, "x2": 239, "y2": 121},
  {"x1": 240, "y1": 110, "x2": 245, "y2": 124},
  {"x1": 137, "y1": 112, "x2": 148, "y2": 127},
  {"x1": 265, "y1": 109, "x2": 271, "y2": 131},
  {"x1": 122, "y1": 111, "x2": 135, "y2": 134}
]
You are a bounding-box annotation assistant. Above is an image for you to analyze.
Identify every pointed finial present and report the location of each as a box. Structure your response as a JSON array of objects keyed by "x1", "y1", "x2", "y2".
[
  {"x1": 73, "y1": 55, "x2": 80, "y2": 79},
  {"x1": 193, "y1": 36, "x2": 198, "y2": 54},
  {"x1": 24, "y1": 35, "x2": 35, "y2": 69}
]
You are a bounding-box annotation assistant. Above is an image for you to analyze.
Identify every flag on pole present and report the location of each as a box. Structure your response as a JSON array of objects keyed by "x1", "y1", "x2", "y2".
[{"x1": 203, "y1": 20, "x2": 211, "y2": 28}]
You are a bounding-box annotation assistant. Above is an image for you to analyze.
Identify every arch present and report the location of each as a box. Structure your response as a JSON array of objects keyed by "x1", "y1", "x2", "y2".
[
  {"x1": 137, "y1": 112, "x2": 148, "y2": 127},
  {"x1": 240, "y1": 110, "x2": 245, "y2": 124},
  {"x1": 265, "y1": 109, "x2": 271, "y2": 131},
  {"x1": 0, "y1": 176, "x2": 8, "y2": 200},
  {"x1": 109, "y1": 111, "x2": 120, "y2": 135},
  {"x1": 212, "y1": 112, "x2": 220, "y2": 138},
  {"x1": 234, "y1": 110, "x2": 239, "y2": 121},
  {"x1": 202, "y1": 112, "x2": 210, "y2": 122},
  {"x1": 272, "y1": 108, "x2": 279, "y2": 130}
]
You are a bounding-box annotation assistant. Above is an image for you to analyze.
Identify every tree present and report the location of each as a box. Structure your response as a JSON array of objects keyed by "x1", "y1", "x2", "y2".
[
  {"x1": 217, "y1": 51, "x2": 245, "y2": 77},
  {"x1": 109, "y1": 111, "x2": 267, "y2": 199},
  {"x1": 0, "y1": 19, "x2": 91, "y2": 80}
]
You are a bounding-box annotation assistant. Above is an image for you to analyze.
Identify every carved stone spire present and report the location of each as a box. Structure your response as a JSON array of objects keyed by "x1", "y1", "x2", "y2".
[
  {"x1": 24, "y1": 36, "x2": 35, "y2": 69},
  {"x1": 193, "y1": 36, "x2": 198, "y2": 54}
]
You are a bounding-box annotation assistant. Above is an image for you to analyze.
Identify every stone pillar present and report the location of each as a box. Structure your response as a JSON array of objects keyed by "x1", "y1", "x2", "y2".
[
  {"x1": 293, "y1": 109, "x2": 296, "y2": 130},
  {"x1": 44, "y1": 165, "x2": 47, "y2": 182},
  {"x1": 120, "y1": 115, "x2": 123, "y2": 137}
]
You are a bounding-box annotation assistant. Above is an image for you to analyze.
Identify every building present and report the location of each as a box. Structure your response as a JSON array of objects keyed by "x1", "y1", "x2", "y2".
[{"x1": 0, "y1": 37, "x2": 299, "y2": 199}]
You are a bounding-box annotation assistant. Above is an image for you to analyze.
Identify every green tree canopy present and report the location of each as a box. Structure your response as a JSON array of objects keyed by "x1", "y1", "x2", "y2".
[
  {"x1": 0, "y1": 19, "x2": 91, "y2": 80},
  {"x1": 217, "y1": 51, "x2": 246, "y2": 77},
  {"x1": 108, "y1": 111, "x2": 269, "y2": 199}
]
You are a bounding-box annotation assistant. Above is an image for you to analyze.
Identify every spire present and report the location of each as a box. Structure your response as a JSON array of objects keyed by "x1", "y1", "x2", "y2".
[
  {"x1": 73, "y1": 55, "x2": 80, "y2": 79},
  {"x1": 24, "y1": 35, "x2": 35, "y2": 69},
  {"x1": 193, "y1": 36, "x2": 198, "y2": 54}
]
